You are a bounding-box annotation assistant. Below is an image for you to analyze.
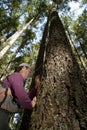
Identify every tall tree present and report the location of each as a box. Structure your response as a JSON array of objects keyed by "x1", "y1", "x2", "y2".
[
  {"x1": 72, "y1": 9, "x2": 87, "y2": 60},
  {"x1": 0, "y1": 0, "x2": 87, "y2": 129},
  {"x1": 26, "y1": 5, "x2": 87, "y2": 130},
  {"x1": 0, "y1": 16, "x2": 37, "y2": 60},
  {"x1": 19, "y1": 13, "x2": 50, "y2": 130}
]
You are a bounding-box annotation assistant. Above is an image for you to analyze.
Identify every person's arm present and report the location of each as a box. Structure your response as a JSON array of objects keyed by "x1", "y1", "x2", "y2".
[
  {"x1": 27, "y1": 87, "x2": 37, "y2": 100},
  {"x1": 31, "y1": 96, "x2": 37, "y2": 108},
  {"x1": 9, "y1": 74, "x2": 36, "y2": 109},
  {"x1": 27, "y1": 76, "x2": 41, "y2": 99},
  {"x1": 35, "y1": 76, "x2": 41, "y2": 96}
]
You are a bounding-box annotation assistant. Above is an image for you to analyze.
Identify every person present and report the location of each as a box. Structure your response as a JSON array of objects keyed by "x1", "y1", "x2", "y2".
[{"x1": 0, "y1": 63, "x2": 40, "y2": 130}]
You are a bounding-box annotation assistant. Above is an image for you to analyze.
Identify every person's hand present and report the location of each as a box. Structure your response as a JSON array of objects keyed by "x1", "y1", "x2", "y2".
[
  {"x1": 31, "y1": 96, "x2": 37, "y2": 108},
  {"x1": 35, "y1": 75, "x2": 40, "y2": 84},
  {"x1": 35, "y1": 75, "x2": 40, "y2": 90}
]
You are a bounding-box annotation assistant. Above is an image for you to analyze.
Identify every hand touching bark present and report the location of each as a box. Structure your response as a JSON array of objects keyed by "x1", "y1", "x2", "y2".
[
  {"x1": 35, "y1": 76, "x2": 40, "y2": 90},
  {"x1": 31, "y1": 96, "x2": 37, "y2": 108},
  {"x1": 35, "y1": 76, "x2": 41, "y2": 96}
]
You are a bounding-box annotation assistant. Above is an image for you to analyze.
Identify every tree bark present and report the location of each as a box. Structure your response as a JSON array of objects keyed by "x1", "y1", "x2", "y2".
[
  {"x1": 19, "y1": 14, "x2": 50, "y2": 130},
  {"x1": 66, "y1": 29, "x2": 87, "y2": 72},
  {"x1": 21, "y1": 8, "x2": 87, "y2": 130}
]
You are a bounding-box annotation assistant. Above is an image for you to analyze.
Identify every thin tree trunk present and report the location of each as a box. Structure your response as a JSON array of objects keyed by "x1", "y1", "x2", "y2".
[
  {"x1": 0, "y1": 16, "x2": 37, "y2": 60},
  {"x1": 66, "y1": 30, "x2": 87, "y2": 72},
  {"x1": 27, "y1": 7, "x2": 87, "y2": 130},
  {"x1": 79, "y1": 41, "x2": 87, "y2": 59},
  {"x1": 0, "y1": 38, "x2": 29, "y2": 80}
]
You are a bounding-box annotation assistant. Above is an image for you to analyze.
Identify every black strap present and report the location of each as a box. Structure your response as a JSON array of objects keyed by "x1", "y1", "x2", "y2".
[{"x1": 0, "y1": 88, "x2": 8, "y2": 107}]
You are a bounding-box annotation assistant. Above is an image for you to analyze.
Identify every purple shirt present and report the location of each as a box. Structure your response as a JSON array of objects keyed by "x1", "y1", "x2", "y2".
[{"x1": 3, "y1": 72, "x2": 37, "y2": 109}]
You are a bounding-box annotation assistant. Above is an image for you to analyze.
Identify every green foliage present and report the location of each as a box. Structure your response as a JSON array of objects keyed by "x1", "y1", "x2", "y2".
[
  {"x1": 0, "y1": 0, "x2": 50, "y2": 81},
  {"x1": 81, "y1": 0, "x2": 87, "y2": 4},
  {"x1": 53, "y1": 0, "x2": 66, "y2": 4},
  {"x1": 60, "y1": 4, "x2": 87, "y2": 71},
  {"x1": 0, "y1": 0, "x2": 86, "y2": 76},
  {"x1": 72, "y1": 9, "x2": 87, "y2": 59}
]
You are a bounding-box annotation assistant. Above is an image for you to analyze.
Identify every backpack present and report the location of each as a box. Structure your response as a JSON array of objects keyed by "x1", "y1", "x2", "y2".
[{"x1": 0, "y1": 83, "x2": 22, "y2": 113}]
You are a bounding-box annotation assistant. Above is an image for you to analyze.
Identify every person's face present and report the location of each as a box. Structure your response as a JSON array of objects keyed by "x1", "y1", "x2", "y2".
[{"x1": 22, "y1": 66, "x2": 31, "y2": 79}]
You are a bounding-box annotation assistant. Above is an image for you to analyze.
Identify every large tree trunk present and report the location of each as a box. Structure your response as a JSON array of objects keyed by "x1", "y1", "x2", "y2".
[
  {"x1": 19, "y1": 15, "x2": 50, "y2": 130},
  {"x1": 21, "y1": 8, "x2": 87, "y2": 130}
]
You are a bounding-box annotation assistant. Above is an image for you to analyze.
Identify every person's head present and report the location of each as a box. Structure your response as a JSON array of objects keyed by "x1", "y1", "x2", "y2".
[{"x1": 17, "y1": 63, "x2": 31, "y2": 80}]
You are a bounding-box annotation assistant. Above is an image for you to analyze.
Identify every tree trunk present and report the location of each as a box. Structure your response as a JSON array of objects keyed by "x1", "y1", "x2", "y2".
[
  {"x1": 66, "y1": 29, "x2": 87, "y2": 72},
  {"x1": 0, "y1": 39, "x2": 28, "y2": 80},
  {"x1": 19, "y1": 15, "x2": 50, "y2": 130},
  {"x1": 0, "y1": 16, "x2": 36, "y2": 60},
  {"x1": 21, "y1": 8, "x2": 87, "y2": 130},
  {"x1": 79, "y1": 41, "x2": 87, "y2": 60}
]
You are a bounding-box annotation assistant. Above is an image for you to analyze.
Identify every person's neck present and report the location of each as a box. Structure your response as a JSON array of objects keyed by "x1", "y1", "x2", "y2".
[{"x1": 19, "y1": 71, "x2": 26, "y2": 80}]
